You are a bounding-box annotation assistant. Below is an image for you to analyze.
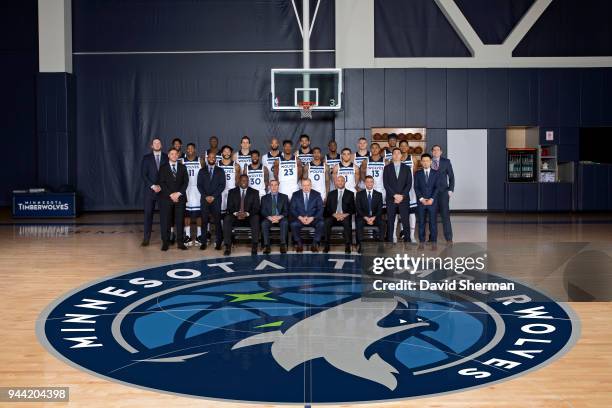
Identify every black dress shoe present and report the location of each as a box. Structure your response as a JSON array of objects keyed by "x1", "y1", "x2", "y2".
[
  {"x1": 215, "y1": 243, "x2": 222, "y2": 250},
  {"x1": 280, "y1": 244, "x2": 287, "y2": 254},
  {"x1": 295, "y1": 245, "x2": 303, "y2": 253},
  {"x1": 223, "y1": 246, "x2": 231, "y2": 256},
  {"x1": 323, "y1": 245, "x2": 330, "y2": 253},
  {"x1": 200, "y1": 243, "x2": 207, "y2": 250},
  {"x1": 311, "y1": 244, "x2": 319, "y2": 253},
  {"x1": 251, "y1": 244, "x2": 258, "y2": 255},
  {"x1": 263, "y1": 246, "x2": 271, "y2": 254},
  {"x1": 161, "y1": 243, "x2": 169, "y2": 251},
  {"x1": 177, "y1": 244, "x2": 188, "y2": 250},
  {"x1": 345, "y1": 244, "x2": 351, "y2": 254},
  {"x1": 418, "y1": 243, "x2": 425, "y2": 250},
  {"x1": 169, "y1": 232, "x2": 176, "y2": 245},
  {"x1": 357, "y1": 245, "x2": 363, "y2": 254},
  {"x1": 141, "y1": 240, "x2": 149, "y2": 247}
]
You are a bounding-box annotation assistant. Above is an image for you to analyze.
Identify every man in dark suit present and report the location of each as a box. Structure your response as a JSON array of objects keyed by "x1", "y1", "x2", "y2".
[
  {"x1": 414, "y1": 153, "x2": 440, "y2": 249},
  {"x1": 158, "y1": 148, "x2": 189, "y2": 251},
  {"x1": 140, "y1": 138, "x2": 168, "y2": 246},
  {"x1": 383, "y1": 148, "x2": 413, "y2": 242},
  {"x1": 323, "y1": 175, "x2": 355, "y2": 254},
  {"x1": 431, "y1": 145, "x2": 454, "y2": 243},
  {"x1": 355, "y1": 175, "x2": 385, "y2": 253},
  {"x1": 197, "y1": 150, "x2": 226, "y2": 250},
  {"x1": 260, "y1": 180, "x2": 289, "y2": 254},
  {"x1": 223, "y1": 174, "x2": 260, "y2": 255},
  {"x1": 289, "y1": 179, "x2": 324, "y2": 253}
]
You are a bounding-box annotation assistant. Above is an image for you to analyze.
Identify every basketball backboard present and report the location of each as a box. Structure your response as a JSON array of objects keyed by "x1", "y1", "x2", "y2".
[{"x1": 271, "y1": 68, "x2": 342, "y2": 111}]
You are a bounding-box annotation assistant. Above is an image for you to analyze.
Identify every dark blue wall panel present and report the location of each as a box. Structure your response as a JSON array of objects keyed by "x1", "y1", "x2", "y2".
[
  {"x1": 538, "y1": 69, "x2": 559, "y2": 126},
  {"x1": 558, "y1": 69, "x2": 580, "y2": 127},
  {"x1": 343, "y1": 69, "x2": 364, "y2": 130},
  {"x1": 426, "y1": 128, "x2": 447, "y2": 153},
  {"x1": 0, "y1": 1, "x2": 38, "y2": 206},
  {"x1": 446, "y1": 69, "x2": 468, "y2": 128},
  {"x1": 405, "y1": 69, "x2": 427, "y2": 126},
  {"x1": 363, "y1": 69, "x2": 385, "y2": 128},
  {"x1": 426, "y1": 69, "x2": 446, "y2": 128},
  {"x1": 384, "y1": 69, "x2": 406, "y2": 126},
  {"x1": 488, "y1": 129, "x2": 506, "y2": 210},
  {"x1": 467, "y1": 69, "x2": 487, "y2": 128},
  {"x1": 486, "y1": 69, "x2": 509, "y2": 128},
  {"x1": 508, "y1": 69, "x2": 538, "y2": 126},
  {"x1": 580, "y1": 68, "x2": 605, "y2": 127}
]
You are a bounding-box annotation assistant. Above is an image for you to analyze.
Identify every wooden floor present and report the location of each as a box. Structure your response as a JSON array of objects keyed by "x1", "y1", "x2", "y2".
[{"x1": 1, "y1": 209, "x2": 611, "y2": 407}]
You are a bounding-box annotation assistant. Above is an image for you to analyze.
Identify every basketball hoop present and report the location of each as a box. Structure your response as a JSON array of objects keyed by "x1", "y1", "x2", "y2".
[{"x1": 299, "y1": 101, "x2": 315, "y2": 119}]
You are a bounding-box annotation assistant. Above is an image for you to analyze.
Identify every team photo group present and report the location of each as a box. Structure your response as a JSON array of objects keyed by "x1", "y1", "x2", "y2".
[{"x1": 141, "y1": 134, "x2": 455, "y2": 255}]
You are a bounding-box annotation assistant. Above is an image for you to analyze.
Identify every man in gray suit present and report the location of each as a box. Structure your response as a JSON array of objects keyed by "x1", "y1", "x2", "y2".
[{"x1": 431, "y1": 145, "x2": 455, "y2": 243}]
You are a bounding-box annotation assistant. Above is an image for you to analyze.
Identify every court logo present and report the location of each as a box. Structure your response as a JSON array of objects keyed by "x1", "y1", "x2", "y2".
[{"x1": 38, "y1": 254, "x2": 579, "y2": 404}]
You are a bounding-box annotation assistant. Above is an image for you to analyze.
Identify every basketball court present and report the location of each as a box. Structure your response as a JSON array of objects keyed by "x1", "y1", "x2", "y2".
[{"x1": 2, "y1": 0, "x2": 612, "y2": 406}]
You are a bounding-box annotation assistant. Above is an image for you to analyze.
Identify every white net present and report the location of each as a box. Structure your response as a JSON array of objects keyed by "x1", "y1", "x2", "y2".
[{"x1": 299, "y1": 102, "x2": 314, "y2": 119}]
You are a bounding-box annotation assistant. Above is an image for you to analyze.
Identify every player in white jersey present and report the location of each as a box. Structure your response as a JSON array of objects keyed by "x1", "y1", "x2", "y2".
[
  {"x1": 243, "y1": 150, "x2": 269, "y2": 198},
  {"x1": 276, "y1": 139, "x2": 301, "y2": 199},
  {"x1": 233, "y1": 135, "x2": 253, "y2": 169},
  {"x1": 296, "y1": 134, "x2": 314, "y2": 166},
  {"x1": 182, "y1": 143, "x2": 203, "y2": 246},
  {"x1": 362, "y1": 142, "x2": 387, "y2": 203},
  {"x1": 333, "y1": 148, "x2": 360, "y2": 193},
  {"x1": 354, "y1": 137, "x2": 370, "y2": 190},
  {"x1": 262, "y1": 137, "x2": 281, "y2": 183},
  {"x1": 399, "y1": 139, "x2": 417, "y2": 242},
  {"x1": 218, "y1": 145, "x2": 241, "y2": 212},
  {"x1": 384, "y1": 133, "x2": 398, "y2": 162},
  {"x1": 303, "y1": 147, "x2": 329, "y2": 201},
  {"x1": 204, "y1": 135, "x2": 222, "y2": 163},
  {"x1": 325, "y1": 140, "x2": 341, "y2": 192}
]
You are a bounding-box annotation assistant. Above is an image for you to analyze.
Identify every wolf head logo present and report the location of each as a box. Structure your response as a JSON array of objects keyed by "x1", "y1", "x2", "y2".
[{"x1": 232, "y1": 296, "x2": 428, "y2": 390}]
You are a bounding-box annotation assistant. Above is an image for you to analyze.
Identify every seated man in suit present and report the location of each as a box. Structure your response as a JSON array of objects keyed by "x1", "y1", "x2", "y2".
[
  {"x1": 355, "y1": 175, "x2": 385, "y2": 253},
  {"x1": 197, "y1": 150, "x2": 226, "y2": 250},
  {"x1": 260, "y1": 180, "x2": 289, "y2": 254},
  {"x1": 223, "y1": 174, "x2": 261, "y2": 255},
  {"x1": 158, "y1": 148, "x2": 189, "y2": 251},
  {"x1": 383, "y1": 148, "x2": 413, "y2": 242},
  {"x1": 323, "y1": 175, "x2": 355, "y2": 254},
  {"x1": 414, "y1": 153, "x2": 440, "y2": 249},
  {"x1": 289, "y1": 178, "x2": 324, "y2": 253}
]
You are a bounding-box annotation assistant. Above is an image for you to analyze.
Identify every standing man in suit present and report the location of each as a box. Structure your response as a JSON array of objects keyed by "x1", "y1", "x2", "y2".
[
  {"x1": 323, "y1": 175, "x2": 355, "y2": 254},
  {"x1": 289, "y1": 179, "x2": 324, "y2": 253},
  {"x1": 260, "y1": 180, "x2": 289, "y2": 254},
  {"x1": 158, "y1": 148, "x2": 189, "y2": 251},
  {"x1": 140, "y1": 138, "x2": 168, "y2": 246},
  {"x1": 431, "y1": 145, "x2": 455, "y2": 244},
  {"x1": 355, "y1": 175, "x2": 385, "y2": 253},
  {"x1": 223, "y1": 174, "x2": 261, "y2": 256},
  {"x1": 197, "y1": 150, "x2": 226, "y2": 251},
  {"x1": 414, "y1": 153, "x2": 440, "y2": 249},
  {"x1": 383, "y1": 148, "x2": 413, "y2": 243}
]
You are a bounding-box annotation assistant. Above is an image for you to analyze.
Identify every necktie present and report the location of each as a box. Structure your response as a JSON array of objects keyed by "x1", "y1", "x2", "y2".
[
  {"x1": 172, "y1": 164, "x2": 177, "y2": 176},
  {"x1": 240, "y1": 189, "x2": 245, "y2": 212},
  {"x1": 336, "y1": 190, "x2": 343, "y2": 213},
  {"x1": 432, "y1": 159, "x2": 439, "y2": 170},
  {"x1": 425, "y1": 170, "x2": 429, "y2": 183},
  {"x1": 272, "y1": 194, "x2": 278, "y2": 215},
  {"x1": 395, "y1": 165, "x2": 400, "y2": 178},
  {"x1": 304, "y1": 193, "x2": 309, "y2": 211},
  {"x1": 155, "y1": 155, "x2": 160, "y2": 170},
  {"x1": 368, "y1": 191, "x2": 372, "y2": 216},
  {"x1": 209, "y1": 166, "x2": 214, "y2": 180}
]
